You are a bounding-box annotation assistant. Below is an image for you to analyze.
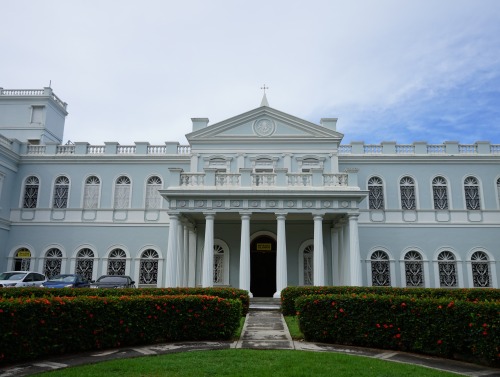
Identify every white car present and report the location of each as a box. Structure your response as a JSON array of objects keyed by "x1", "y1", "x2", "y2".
[{"x1": 0, "y1": 271, "x2": 47, "y2": 287}]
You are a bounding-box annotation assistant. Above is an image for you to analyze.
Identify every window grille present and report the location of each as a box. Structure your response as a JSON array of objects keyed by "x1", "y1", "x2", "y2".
[
  {"x1": 107, "y1": 248, "x2": 126, "y2": 275},
  {"x1": 139, "y1": 249, "x2": 159, "y2": 284},
  {"x1": 368, "y1": 176, "x2": 384, "y2": 209},
  {"x1": 464, "y1": 176, "x2": 480, "y2": 210},
  {"x1": 471, "y1": 251, "x2": 491, "y2": 287},
  {"x1": 145, "y1": 176, "x2": 162, "y2": 209},
  {"x1": 213, "y1": 244, "x2": 225, "y2": 284},
  {"x1": 303, "y1": 244, "x2": 314, "y2": 286},
  {"x1": 13, "y1": 248, "x2": 31, "y2": 270},
  {"x1": 23, "y1": 176, "x2": 39, "y2": 208},
  {"x1": 114, "y1": 176, "x2": 131, "y2": 209},
  {"x1": 437, "y1": 251, "x2": 457, "y2": 287},
  {"x1": 53, "y1": 176, "x2": 69, "y2": 208},
  {"x1": 83, "y1": 176, "x2": 100, "y2": 209},
  {"x1": 432, "y1": 176, "x2": 448, "y2": 210},
  {"x1": 400, "y1": 176, "x2": 416, "y2": 210},
  {"x1": 75, "y1": 248, "x2": 94, "y2": 282},
  {"x1": 371, "y1": 250, "x2": 390, "y2": 286},
  {"x1": 404, "y1": 251, "x2": 424, "y2": 287},
  {"x1": 44, "y1": 248, "x2": 63, "y2": 278}
]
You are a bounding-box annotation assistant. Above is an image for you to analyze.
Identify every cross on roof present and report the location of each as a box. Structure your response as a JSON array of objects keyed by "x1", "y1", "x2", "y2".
[{"x1": 260, "y1": 84, "x2": 269, "y2": 94}]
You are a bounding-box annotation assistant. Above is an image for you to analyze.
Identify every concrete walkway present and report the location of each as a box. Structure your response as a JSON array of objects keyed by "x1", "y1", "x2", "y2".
[{"x1": 1, "y1": 298, "x2": 499, "y2": 377}]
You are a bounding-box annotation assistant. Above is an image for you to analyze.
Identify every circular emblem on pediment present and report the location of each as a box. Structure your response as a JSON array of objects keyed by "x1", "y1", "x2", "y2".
[
  {"x1": 323, "y1": 201, "x2": 331, "y2": 208},
  {"x1": 287, "y1": 201, "x2": 295, "y2": 207},
  {"x1": 251, "y1": 200, "x2": 260, "y2": 207},
  {"x1": 305, "y1": 201, "x2": 313, "y2": 208},
  {"x1": 341, "y1": 201, "x2": 349, "y2": 208},
  {"x1": 178, "y1": 200, "x2": 186, "y2": 207},
  {"x1": 232, "y1": 200, "x2": 241, "y2": 207},
  {"x1": 196, "y1": 200, "x2": 205, "y2": 207},
  {"x1": 253, "y1": 118, "x2": 276, "y2": 137},
  {"x1": 214, "y1": 200, "x2": 223, "y2": 207},
  {"x1": 268, "y1": 200, "x2": 276, "y2": 207}
]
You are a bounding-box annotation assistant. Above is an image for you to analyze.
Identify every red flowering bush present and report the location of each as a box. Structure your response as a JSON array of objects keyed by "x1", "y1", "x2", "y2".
[
  {"x1": 0, "y1": 294, "x2": 241, "y2": 365},
  {"x1": 296, "y1": 293, "x2": 500, "y2": 367}
]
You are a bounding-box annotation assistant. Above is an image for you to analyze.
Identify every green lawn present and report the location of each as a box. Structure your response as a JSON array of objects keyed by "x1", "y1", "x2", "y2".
[
  {"x1": 283, "y1": 315, "x2": 303, "y2": 339},
  {"x1": 38, "y1": 349, "x2": 460, "y2": 377}
]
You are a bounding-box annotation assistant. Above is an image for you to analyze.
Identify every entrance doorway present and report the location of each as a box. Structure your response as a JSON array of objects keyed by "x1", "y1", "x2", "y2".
[{"x1": 250, "y1": 235, "x2": 276, "y2": 297}]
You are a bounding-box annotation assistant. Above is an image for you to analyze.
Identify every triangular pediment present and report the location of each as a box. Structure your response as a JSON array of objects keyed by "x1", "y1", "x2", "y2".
[{"x1": 186, "y1": 106, "x2": 343, "y2": 144}]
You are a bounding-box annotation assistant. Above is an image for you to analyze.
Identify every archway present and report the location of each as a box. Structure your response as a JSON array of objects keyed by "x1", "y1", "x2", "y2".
[{"x1": 250, "y1": 235, "x2": 276, "y2": 297}]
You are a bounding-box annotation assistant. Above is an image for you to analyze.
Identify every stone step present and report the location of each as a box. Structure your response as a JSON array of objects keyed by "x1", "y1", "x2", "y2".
[{"x1": 249, "y1": 297, "x2": 281, "y2": 311}]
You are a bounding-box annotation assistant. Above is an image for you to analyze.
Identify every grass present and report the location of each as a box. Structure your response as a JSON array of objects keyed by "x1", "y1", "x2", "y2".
[
  {"x1": 37, "y1": 349, "x2": 460, "y2": 377},
  {"x1": 283, "y1": 315, "x2": 303, "y2": 339}
]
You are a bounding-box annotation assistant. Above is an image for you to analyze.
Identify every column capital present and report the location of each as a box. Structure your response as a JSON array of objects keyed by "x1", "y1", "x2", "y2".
[
  {"x1": 203, "y1": 211, "x2": 216, "y2": 218},
  {"x1": 347, "y1": 213, "x2": 360, "y2": 220},
  {"x1": 275, "y1": 212, "x2": 287, "y2": 219},
  {"x1": 168, "y1": 212, "x2": 180, "y2": 218},
  {"x1": 313, "y1": 214, "x2": 324, "y2": 221},
  {"x1": 240, "y1": 212, "x2": 252, "y2": 219}
]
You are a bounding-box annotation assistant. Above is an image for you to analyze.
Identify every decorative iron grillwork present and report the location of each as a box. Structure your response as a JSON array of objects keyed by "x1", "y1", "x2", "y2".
[
  {"x1": 83, "y1": 176, "x2": 100, "y2": 209},
  {"x1": 368, "y1": 176, "x2": 384, "y2": 209},
  {"x1": 432, "y1": 176, "x2": 448, "y2": 210},
  {"x1": 303, "y1": 244, "x2": 314, "y2": 286},
  {"x1": 114, "y1": 176, "x2": 131, "y2": 209},
  {"x1": 464, "y1": 176, "x2": 481, "y2": 210},
  {"x1": 471, "y1": 251, "x2": 491, "y2": 287},
  {"x1": 213, "y1": 244, "x2": 224, "y2": 284},
  {"x1": 404, "y1": 250, "x2": 424, "y2": 287},
  {"x1": 437, "y1": 251, "x2": 457, "y2": 287},
  {"x1": 44, "y1": 248, "x2": 63, "y2": 278},
  {"x1": 75, "y1": 248, "x2": 94, "y2": 281},
  {"x1": 23, "y1": 176, "x2": 39, "y2": 208},
  {"x1": 139, "y1": 249, "x2": 159, "y2": 284},
  {"x1": 371, "y1": 250, "x2": 390, "y2": 286},
  {"x1": 53, "y1": 176, "x2": 69, "y2": 209},
  {"x1": 400, "y1": 176, "x2": 416, "y2": 210},
  {"x1": 145, "y1": 176, "x2": 162, "y2": 209},
  {"x1": 107, "y1": 248, "x2": 126, "y2": 275}
]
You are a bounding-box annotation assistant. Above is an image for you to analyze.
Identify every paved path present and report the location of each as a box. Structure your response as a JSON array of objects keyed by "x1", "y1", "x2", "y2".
[{"x1": 1, "y1": 299, "x2": 499, "y2": 377}]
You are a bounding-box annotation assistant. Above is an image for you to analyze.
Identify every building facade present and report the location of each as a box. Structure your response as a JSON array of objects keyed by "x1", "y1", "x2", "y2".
[{"x1": 0, "y1": 88, "x2": 498, "y2": 296}]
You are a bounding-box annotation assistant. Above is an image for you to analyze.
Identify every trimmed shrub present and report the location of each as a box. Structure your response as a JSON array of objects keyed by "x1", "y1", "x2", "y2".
[
  {"x1": 0, "y1": 295, "x2": 241, "y2": 365},
  {"x1": 281, "y1": 286, "x2": 500, "y2": 316},
  {"x1": 0, "y1": 287, "x2": 249, "y2": 315},
  {"x1": 296, "y1": 293, "x2": 500, "y2": 367}
]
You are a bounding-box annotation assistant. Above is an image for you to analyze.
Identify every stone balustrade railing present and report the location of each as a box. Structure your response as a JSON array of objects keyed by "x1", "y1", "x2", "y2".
[
  {"x1": 0, "y1": 87, "x2": 67, "y2": 109},
  {"x1": 15, "y1": 141, "x2": 500, "y2": 156},
  {"x1": 177, "y1": 171, "x2": 350, "y2": 188}
]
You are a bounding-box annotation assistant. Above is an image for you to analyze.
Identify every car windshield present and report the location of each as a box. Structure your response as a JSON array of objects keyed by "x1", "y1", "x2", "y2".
[
  {"x1": 0, "y1": 272, "x2": 27, "y2": 281},
  {"x1": 97, "y1": 276, "x2": 128, "y2": 284},
  {"x1": 49, "y1": 275, "x2": 75, "y2": 283}
]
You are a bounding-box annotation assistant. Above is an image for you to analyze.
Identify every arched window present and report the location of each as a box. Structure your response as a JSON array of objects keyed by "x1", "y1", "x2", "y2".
[
  {"x1": 12, "y1": 248, "x2": 31, "y2": 270},
  {"x1": 83, "y1": 176, "x2": 100, "y2": 209},
  {"x1": 212, "y1": 241, "x2": 229, "y2": 285},
  {"x1": 139, "y1": 249, "x2": 159, "y2": 285},
  {"x1": 368, "y1": 176, "x2": 384, "y2": 209},
  {"x1": 437, "y1": 251, "x2": 457, "y2": 287},
  {"x1": 107, "y1": 248, "x2": 126, "y2": 275},
  {"x1": 400, "y1": 176, "x2": 416, "y2": 210},
  {"x1": 432, "y1": 176, "x2": 448, "y2": 210},
  {"x1": 75, "y1": 248, "x2": 94, "y2": 282},
  {"x1": 23, "y1": 176, "x2": 39, "y2": 208},
  {"x1": 471, "y1": 251, "x2": 491, "y2": 287},
  {"x1": 303, "y1": 244, "x2": 314, "y2": 286},
  {"x1": 213, "y1": 244, "x2": 225, "y2": 284},
  {"x1": 145, "y1": 176, "x2": 162, "y2": 209},
  {"x1": 114, "y1": 176, "x2": 131, "y2": 209},
  {"x1": 404, "y1": 250, "x2": 424, "y2": 287},
  {"x1": 44, "y1": 248, "x2": 63, "y2": 278},
  {"x1": 53, "y1": 176, "x2": 70, "y2": 209},
  {"x1": 464, "y1": 176, "x2": 480, "y2": 210},
  {"x1": 371, "y1": 250, "x2": 390, "y2": 286}
]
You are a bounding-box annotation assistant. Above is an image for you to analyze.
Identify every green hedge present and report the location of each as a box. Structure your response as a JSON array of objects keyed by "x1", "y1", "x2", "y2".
[
  {"x1": 0, "y1": 294, "x2": 241, "y2": 365},
  {"x1": 296, "y1": 293, "x2": 500, "y2": 367},
  {"x1": 281, "y1": 286, "x2": 500, "y2": 315},
  {"x1": 0, "y1": 287, "x2": 249, "y2": 315}
]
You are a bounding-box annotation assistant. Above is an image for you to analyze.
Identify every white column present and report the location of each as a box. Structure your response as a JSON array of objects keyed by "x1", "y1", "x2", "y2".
[
  {"x1": 165, "y1": 213, "x2": 179, "y2": 287},
  {"x1": 274, "y1": 213, "x2": 288, "y2": 298},
  {"x1": 337, "y1": 222, "x2": 344, "y2": 285},
  {"x1": 188, "y1": 227, "x2": 197, "y2": 287},
  {"x1": 183, "y1": 223, "x2": 189, "y2": 286},
  {"x1": 348, "y1": 214, "x2": 362, "y2": 286},
  {"x1": 176, "y1": 221, "x2": 185, "y2": 287},
  {"x1": 313, "y1": 215, "x2": 325, "y2": 286},
  {"x1": 239, "y1": 212, "x2": 252, "y2": 296},
  {"x1": 201, "y1": 212, "x2": 215, "y2": 287},
  {"x1": 342, "y1": 219, "x2": 350, "y2": 285},
  {"x1": 331, "y1": 225, "x2": 339, "y2": 286}
]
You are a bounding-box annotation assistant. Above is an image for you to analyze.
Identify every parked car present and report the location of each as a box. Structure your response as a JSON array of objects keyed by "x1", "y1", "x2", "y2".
[
  {"x1": 42, "y1": 274, "x2": 90, "y2": 288},
  {"x1": 90, "y1": 275, "x2": 136, "y2": 288},
  {"x1": 0, "y1": 271, "x2": 47, "y2": 287}
]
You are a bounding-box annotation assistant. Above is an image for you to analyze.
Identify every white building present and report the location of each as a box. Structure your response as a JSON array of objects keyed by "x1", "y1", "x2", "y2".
[{"x1": 0, "y1": 88, "x2": 498, "y2": 296}]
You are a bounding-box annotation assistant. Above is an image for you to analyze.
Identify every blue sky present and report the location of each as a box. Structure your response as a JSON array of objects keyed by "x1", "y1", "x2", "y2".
[{"x1": 1, "y1": 0, "x2": 500, "y2": 145}]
